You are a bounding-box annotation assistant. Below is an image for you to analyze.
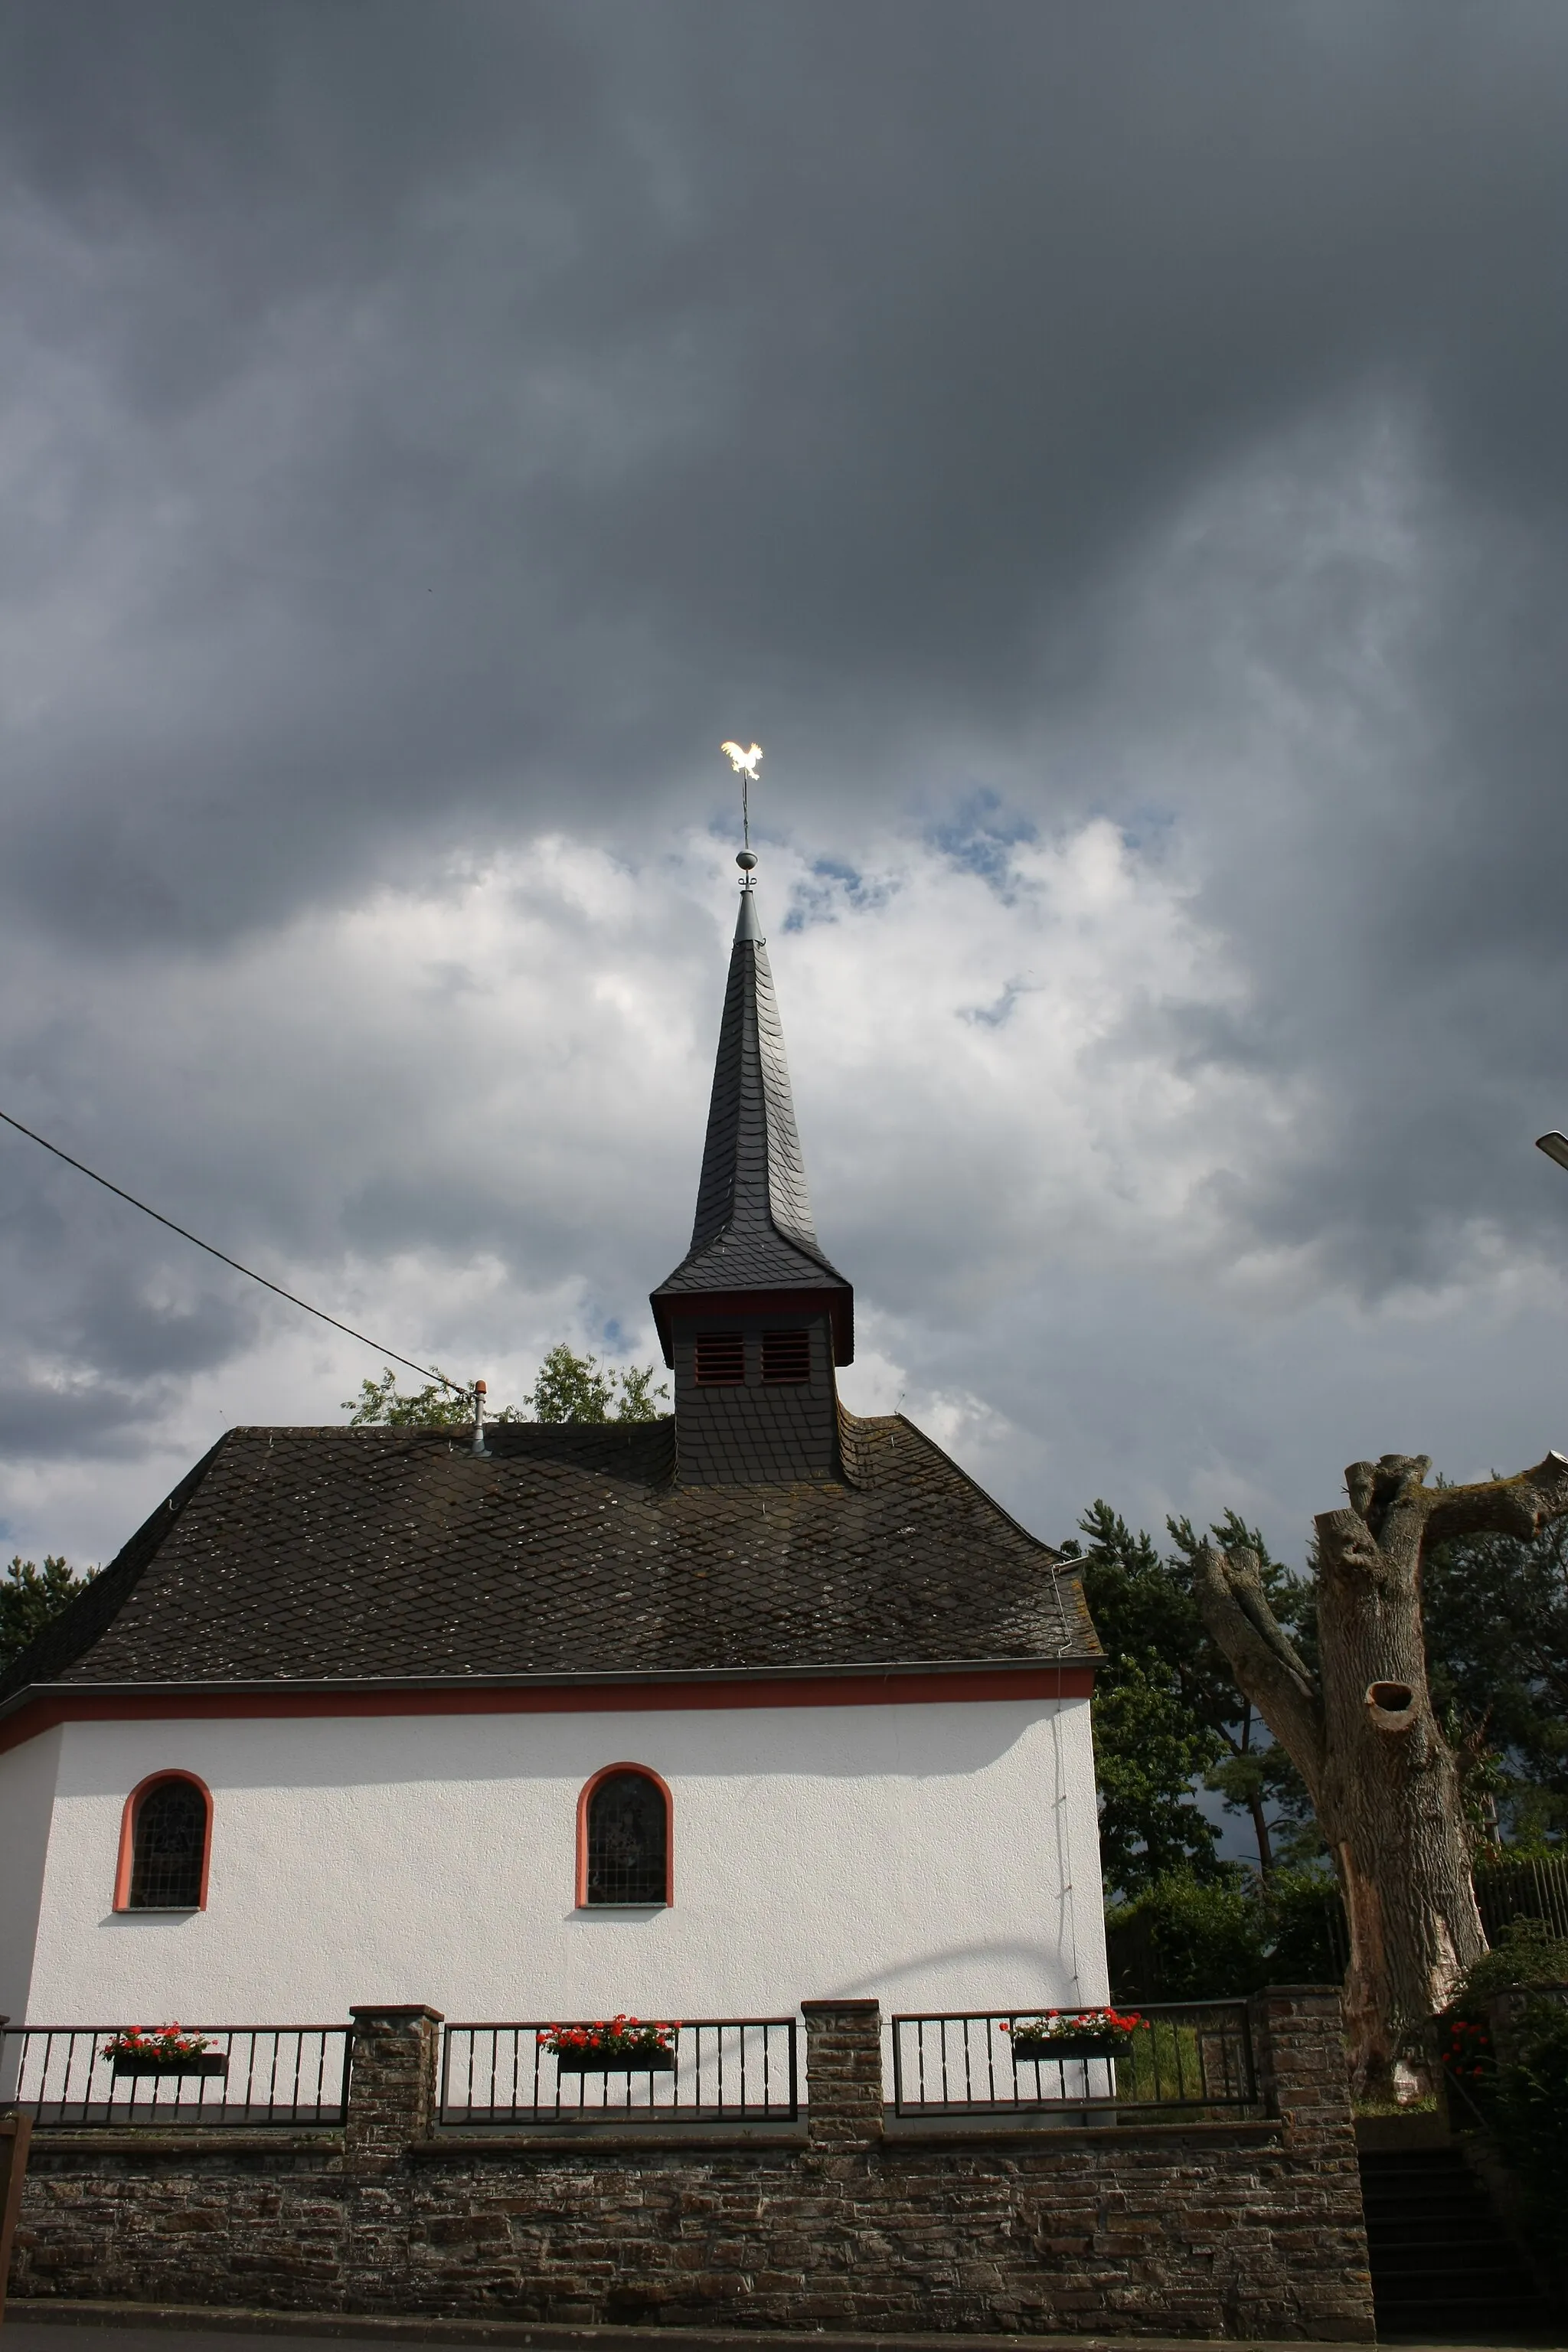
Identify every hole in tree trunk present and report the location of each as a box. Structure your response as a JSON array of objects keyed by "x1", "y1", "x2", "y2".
[{"x1": 1366, "y1": 1679, "x2": 1416, "y2": 1723}]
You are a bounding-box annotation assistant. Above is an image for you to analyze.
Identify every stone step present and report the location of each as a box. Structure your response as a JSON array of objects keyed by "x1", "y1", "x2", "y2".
[{"x1": 1359, "y1": 2142, "x2": 1550, "y2": 2335}]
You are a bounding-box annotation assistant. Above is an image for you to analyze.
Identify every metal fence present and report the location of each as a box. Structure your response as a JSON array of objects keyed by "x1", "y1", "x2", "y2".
[
  {"x1": 439, "y1": 2019, "x2": 799, "y2": 2125},
  {"x1": 1476, "y1": 1856, "x2": 1568, "y2": 1941},
  {"x1": 0, "y1": 2026, "x2": 352, "y2": 2128},
  {"x1": 890, "y1": 2001, "x2": 1258, "y2": 2118}
]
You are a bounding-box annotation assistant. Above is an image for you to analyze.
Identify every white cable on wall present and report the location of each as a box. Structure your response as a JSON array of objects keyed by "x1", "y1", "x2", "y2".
[{"x1": 1050, "y1": 1690, "x2": 1083, "y2": 2004}]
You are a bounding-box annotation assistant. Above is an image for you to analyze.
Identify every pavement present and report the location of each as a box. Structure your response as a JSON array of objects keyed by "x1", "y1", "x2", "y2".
[{"x1": 2, "y1": 2307, "x2": 1564, "y2": 2352}]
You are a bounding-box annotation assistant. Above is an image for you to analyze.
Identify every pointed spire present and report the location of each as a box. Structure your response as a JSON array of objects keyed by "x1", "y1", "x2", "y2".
[{"x1": 651, "y1": 861, "x2": 852, "y2": 1362}]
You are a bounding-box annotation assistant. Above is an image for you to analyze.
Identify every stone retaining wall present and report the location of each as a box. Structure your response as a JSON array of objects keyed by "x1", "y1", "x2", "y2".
[{"x1": 8, "y1": 1989, "x2": 1372, "y2": 2340}]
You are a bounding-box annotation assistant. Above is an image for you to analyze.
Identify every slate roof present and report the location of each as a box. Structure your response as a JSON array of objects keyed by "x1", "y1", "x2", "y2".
[
  {"x1": 652, "y1": 884, "x2": 852, "y2": 1325},
  {"x1": 0, "y1": 1411, "x2": 1099, "y2": 1705}
]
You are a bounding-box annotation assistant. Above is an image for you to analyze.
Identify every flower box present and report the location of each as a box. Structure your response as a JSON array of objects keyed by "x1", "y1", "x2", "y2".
[
  {"x1": 554, "y1": 2044, "x2": 676, "y2": 2074},
  {"x1": 1004, "y1": 2008, "x2": 1148, "y2": 2065},
  {"x1": 111, "y1": 2052, "x2": 229, "y2": 2078},
  {"x1": 1010, "y1": 2034, "x2": 1119, "y2": 2063}
]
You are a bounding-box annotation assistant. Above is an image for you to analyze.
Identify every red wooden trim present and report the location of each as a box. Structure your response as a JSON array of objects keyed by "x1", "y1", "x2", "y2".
[
  {"x1": 655, "y1": 1287, "x2": 853, "y2": 1365},
  {"x1": 0, "y1": 1665, "x2": 1095, "y2": 1757},
  {"x1": 574, "y1": 1761, "x2": 675, "y2": 1909},
  {"x1": 665, "y1": 1292, "x2": 844, "y2": 1322},
  {"x1": 113, "y1": 1768, "x2": 214, "y2": 1913}
]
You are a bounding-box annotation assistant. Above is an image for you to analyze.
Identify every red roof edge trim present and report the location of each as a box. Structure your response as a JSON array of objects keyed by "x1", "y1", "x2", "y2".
[{"x1": 0, "y1": 1664, "x2": 1095, "y2": 1756}]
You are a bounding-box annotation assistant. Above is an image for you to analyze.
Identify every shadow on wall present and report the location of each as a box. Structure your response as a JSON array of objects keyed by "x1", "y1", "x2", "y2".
[{"x1": 54, "y1": 1700, "x2": 1068, "y2": 1799}]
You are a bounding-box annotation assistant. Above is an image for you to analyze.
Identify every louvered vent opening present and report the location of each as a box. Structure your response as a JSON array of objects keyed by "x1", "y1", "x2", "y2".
[
  {"x1": 694, "y1": 1332, "x2": 745, "y2": 1386},
  {"x1": 761, "y1": 1328, "x2": 811, "y2": 1383}
]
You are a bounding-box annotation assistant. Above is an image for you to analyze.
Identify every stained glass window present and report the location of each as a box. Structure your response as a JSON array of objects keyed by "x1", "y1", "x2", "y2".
[
  {"x1": 128, "y1": 1778, "x2": 207, "y2": 1909},
  {"x1": 585, "y1": 1770, "x2": 668, "y2": 1905}
]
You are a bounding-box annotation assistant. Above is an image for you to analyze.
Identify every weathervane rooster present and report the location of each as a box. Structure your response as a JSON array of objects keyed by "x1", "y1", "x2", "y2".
[{"x1": 720, "y1": 740, "x2": 763, "y2": 858}]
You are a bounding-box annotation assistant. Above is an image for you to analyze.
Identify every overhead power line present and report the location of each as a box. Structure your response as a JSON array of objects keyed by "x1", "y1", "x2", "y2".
[{"x1": 0, "y1": 1103, "x2": 466, "y2": 1396}]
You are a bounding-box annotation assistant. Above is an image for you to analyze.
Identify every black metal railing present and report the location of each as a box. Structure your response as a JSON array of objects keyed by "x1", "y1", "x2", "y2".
[
  {"x1": 0, "y1": 2026, "x2": 352, "y2": 2128},
  {"x1": 439, "y1": 2019, "x2": 799, "y2": 2125},
  {"x1": 890, "y1": 2001, "x2": 1258, "y2": 2118},
  {"x1": 1476, "y1": 1856, "x2": 1568, "y2": 1942}
]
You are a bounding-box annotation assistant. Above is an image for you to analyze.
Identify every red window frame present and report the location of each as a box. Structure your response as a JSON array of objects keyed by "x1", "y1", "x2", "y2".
[
  {"x1": 113, "y1": 1769, "x2": 214, "y2": 1913},
  {"x1": 574, "y1": 1761, "x2": 675, "y2": 1907}
]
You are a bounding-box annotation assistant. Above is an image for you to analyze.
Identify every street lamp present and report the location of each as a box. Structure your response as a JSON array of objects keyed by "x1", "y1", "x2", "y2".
[{"x1": 1538, "y1": 1132, "x2": 1568, "y2": 1174}]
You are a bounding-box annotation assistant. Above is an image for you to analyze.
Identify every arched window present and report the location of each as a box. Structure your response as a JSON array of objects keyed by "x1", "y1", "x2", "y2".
[
  {"x1": 578, "y1": 1766, "x2": 671, "y2": 1906},
  {"x1": 115, "y1": 1772, "x2": 212, "y2": 1911}
]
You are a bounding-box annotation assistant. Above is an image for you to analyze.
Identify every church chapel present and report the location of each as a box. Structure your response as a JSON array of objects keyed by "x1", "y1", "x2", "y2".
[{"x1": 0, "y1": 860, "x2": 1109, "y2": 2029}]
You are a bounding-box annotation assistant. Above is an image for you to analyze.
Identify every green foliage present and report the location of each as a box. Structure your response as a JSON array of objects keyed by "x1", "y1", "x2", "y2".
[
  {"x1": 1075, "y1": 1504, "x2": 1223, "y2": 1893},
  {"x1": 1073, "y1": 1501, "x2": 1317, "y2": 1894},
  {"x1": 1087, "y1": 1652, "x2": 1226, "y2": 1892},
  {"x1": 529, "y1": 1344, "x2": 668, "y2": 1425},
  {"x1": 1453, "y1": 1916, "x2": 1568, "y2": 2007},
  {"x1": 1263, "y1": 1865, "x2": 1350, "y2": 1982},
  {"x1": 1423, "y1": 1515, "x2": 1568, "y2": 1850},
  {"x1": 1106, "y1": 1867, "x2": 1346, "y2": 2001},
  {"x1": 1106, "y1": 1872, "x2": 1266, "y2": 2001},
  {"x1": 345, "y1": 1368, "x2": 489, "y2": 1429},
  {"x1": 1, "y1": 1554, "x2": 88, "y2": 1673},
  {"x1": 1491, "y1": 2005, "x2": 1568, "y2": 2254},
  {"x1": 345, "y1": 1345, "x2": 668, "y2": 1430}
]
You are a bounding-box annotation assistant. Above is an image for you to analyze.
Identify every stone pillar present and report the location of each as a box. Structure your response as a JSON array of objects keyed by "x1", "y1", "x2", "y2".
[
  {"x1": 1249, "y1": 1983, "x2": 1356, "y2": 2144},
  {"x1": 1249, "y1": 1985, "x2": 1374, "y2": 2343},
  {"x1": 345, "y1": 2004, "x2": 443, "y2": 2174},
  {"x1": 802, "y1": 1998, "x2": 883, "y2": 2148}
]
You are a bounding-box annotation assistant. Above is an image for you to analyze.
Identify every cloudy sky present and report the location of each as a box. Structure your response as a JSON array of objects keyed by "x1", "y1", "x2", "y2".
[{"x1": 5, "y1": 0, "x2": 1568, "y2": 1574}]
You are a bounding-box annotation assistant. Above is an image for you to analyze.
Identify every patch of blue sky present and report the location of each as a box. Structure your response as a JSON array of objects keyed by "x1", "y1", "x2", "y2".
[
  {"x1": 960, "y1": 980, "x2": 1034, "y2": 1030},
  {"x1": 926, "y1": 789, "x2": 1037, "y2": 890},
  {"x1": 782, "y1": 857, "x2": 897, "y2": 931},
  {"x1": 1116, "y1": 803, "x2": 1180, "y2": 859}
]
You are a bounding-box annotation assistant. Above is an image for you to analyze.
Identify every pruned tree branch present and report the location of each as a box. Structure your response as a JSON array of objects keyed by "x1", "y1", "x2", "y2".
[
  {"x1": 1192, "y1": 1541, "x2": 1325, "y2": 1795},
  {"x1": 1419, "y1": 1450, "x2": 1568, "y2": 1552}
]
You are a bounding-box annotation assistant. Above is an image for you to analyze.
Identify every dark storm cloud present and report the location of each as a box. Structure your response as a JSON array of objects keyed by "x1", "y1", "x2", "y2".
[
  {"x1": 4, "y1": 3, "x2": 1568, "y2": 935},
  {"x1": 6, "y1": 1, "x2": 1568, "y2": 1536}
]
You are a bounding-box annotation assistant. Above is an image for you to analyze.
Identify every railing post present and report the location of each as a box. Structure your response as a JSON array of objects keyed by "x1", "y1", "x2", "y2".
[
  {"x1": 345, "y1": 2004, "x2": 443, "y2": 2171},
  {"x1": 0, "y1": 2109, "x2": 31, "y2": 2324},
  {"x1": 802, "y1": 1998, "x2": 883, "y2": 2147}
]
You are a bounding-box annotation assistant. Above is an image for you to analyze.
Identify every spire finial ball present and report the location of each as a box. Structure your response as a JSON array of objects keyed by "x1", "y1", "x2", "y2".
[{"x1": 737, "y1": 850, "x2": 757, "y2": 872}]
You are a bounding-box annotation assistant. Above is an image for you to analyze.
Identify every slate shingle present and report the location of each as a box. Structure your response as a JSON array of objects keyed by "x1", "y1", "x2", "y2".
[
  {"x1": 652, "y1": 884, "x2": 853, "y2": 1338},
  {"x1": 0, "y1": 1410, "x2": 1100, "y2": 1702}
]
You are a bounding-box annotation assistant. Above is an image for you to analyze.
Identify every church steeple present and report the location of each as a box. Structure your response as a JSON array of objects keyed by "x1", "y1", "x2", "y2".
[{"x1": 651, "y1": 855, "x2": 853, "y2": 1485}]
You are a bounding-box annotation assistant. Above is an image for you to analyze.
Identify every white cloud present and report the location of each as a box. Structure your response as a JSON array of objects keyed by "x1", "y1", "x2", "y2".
[{"x1": 6, "y1": 792, "x2": 1566, "y2": 1574}]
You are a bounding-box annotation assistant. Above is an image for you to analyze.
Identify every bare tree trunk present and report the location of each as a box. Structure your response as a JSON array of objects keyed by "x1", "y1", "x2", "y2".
[
  {"x1": 1247, "y1": 1786, "x2": 1274, "y2": 1880},
  {"x1": 1193, "y1": 1449, "x2": 1568, "y2": 2103}
]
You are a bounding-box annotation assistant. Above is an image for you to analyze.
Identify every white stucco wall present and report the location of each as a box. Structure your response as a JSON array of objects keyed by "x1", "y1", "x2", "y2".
[
  {"x1": 3, "y1": 1696, "x2": 1106, "y2": 2027},
  {"x1": 0, "y1": 1724, "x2": 61, "y2": 2019}
]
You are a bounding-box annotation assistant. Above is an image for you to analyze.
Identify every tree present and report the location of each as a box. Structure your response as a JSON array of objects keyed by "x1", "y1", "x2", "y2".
[
  {"x1": 529, "y1": 1344, "x2": 667, "y2": 1425},
  {"x1": 345, "y1": 1344, "x2": 668, "y2": 1430},
  {"x1": 1072, "y1": 1507, "x2": 1226, "y2": 1893},
  {"x1": 1193, "y1": 1448, "x2": 1568, "y2": 2100},
  {"x1": 1168, "y1": 1509, "x2": 1320, "y2": 1877},
  {"x1": 345, "y1": 1368, "x2": 492, "y2": 1429},
  {"x1": 1073, "y1": 1502, "x2": 1315, "y2": 1892},
  {"x1": 1, "y1": 1554, "x2": 88, "y2": 1674},
  {"x1": 1423, "y1": 1514, "x2": 1568, "y2": 1851}
]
